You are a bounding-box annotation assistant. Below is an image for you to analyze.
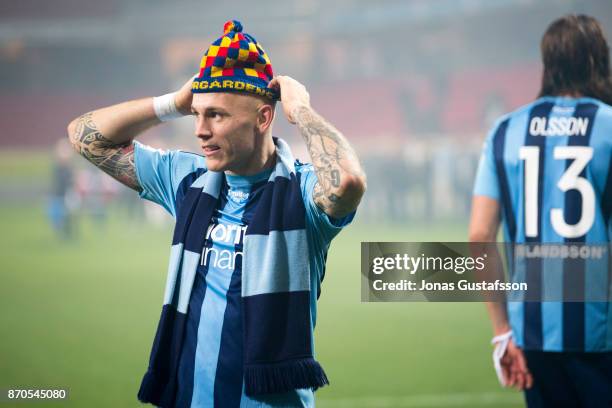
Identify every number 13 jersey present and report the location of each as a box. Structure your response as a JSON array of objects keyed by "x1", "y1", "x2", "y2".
[{"x1": 474, "y1": 96, "x2": 612, "y2": 352}]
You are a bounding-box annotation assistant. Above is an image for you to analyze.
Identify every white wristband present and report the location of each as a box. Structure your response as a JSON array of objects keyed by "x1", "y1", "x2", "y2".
[
  {"x1": 491, "y1": 330, "x2": 513, "y2": 386},
  {"x1": 153, "y1": 92, "x2": 183, "y2": 122}
]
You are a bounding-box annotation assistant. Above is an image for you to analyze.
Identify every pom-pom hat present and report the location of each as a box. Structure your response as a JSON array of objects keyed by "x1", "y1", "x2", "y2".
[{"x1": 192, "y1": 20, "x2": 278, "y2": 100}]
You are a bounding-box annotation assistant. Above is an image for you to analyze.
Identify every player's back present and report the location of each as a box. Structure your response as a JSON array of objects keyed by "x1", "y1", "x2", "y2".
[
  {"x1": 475, "y1": 95, "x2": 612, "y2": 351},
  {"x1": 488, "y1": 96, "x2": 611, "y2": 245}
]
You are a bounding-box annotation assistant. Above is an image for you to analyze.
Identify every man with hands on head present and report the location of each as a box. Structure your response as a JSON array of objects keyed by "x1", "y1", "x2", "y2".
[{"x1": 67, "y1": 20, "x2": 365, "y2": 408}]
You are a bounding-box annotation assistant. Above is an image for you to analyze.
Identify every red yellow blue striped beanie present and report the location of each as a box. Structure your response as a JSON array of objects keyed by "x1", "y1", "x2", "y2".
[{"x1": 192, "y1": 20, "x2": 278, "y2": 100}]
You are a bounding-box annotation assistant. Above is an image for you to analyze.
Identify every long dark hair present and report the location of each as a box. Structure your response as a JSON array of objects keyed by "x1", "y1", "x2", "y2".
[{"x1": 538, "y1": 14, "x2": 612, "y2": 105}]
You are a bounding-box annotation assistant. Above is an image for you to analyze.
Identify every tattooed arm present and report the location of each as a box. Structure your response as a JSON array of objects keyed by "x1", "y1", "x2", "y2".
[
  {"x1": 67, "y1": 101, "x2": 156, "y2": 191},
  {"x1": 66, "y1": 77, "x2": 194, "y2": 191},
  {"x1": 293, "y1": 106, "x2": 366, "y2": 217},
  {"x1": 269, "y1": 76, "x2": 366, "y2": 218}
]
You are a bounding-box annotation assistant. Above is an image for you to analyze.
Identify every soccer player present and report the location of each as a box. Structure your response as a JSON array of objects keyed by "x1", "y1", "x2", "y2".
[
  {"x1": 470, "y1": 14, "x2": 612, "y2": 407},
  {"x1": 66, "y1": 20, "x2": 366, "y2": 408}
]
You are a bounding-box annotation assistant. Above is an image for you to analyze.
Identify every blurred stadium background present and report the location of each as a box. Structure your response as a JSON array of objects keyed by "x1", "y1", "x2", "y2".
[{"x1": 1, "y1": 0, "x2": 610, "y2": 406}]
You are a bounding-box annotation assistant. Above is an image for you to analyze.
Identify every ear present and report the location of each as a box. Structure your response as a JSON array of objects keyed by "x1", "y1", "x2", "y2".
[{"x1": 256, "y1": 103, "x2": 275, "y2": 134}]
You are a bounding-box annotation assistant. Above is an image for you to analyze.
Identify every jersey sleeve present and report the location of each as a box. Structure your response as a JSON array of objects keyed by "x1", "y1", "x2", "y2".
[
  {"x1": 299, "y1": 164, "x2": 355, "y2": 244},
  {"x1": 133, "y1": 141, "x2": 206, "y2": 217},
  {"x1": 473, "y1": 124, "x2": 502, "y2": 200}
]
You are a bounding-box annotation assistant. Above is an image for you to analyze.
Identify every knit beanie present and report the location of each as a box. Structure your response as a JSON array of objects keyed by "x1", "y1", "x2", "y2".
[{"x1": 191, "y1": 20, "x2": 278, "y2": 100}]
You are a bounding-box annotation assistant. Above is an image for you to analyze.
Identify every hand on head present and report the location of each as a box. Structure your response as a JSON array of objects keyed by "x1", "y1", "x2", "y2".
[
  {"x1": 268, "y1": 76, "x2": 311, "y2": 124},
  {"x1": 175, "y1": 74, "x2": 198, "y2": 116}
]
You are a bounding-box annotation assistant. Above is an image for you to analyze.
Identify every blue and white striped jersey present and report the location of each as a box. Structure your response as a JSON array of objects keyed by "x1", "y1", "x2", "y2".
[
  {"x1": 474, "y1": 96, "x2": 612, "y2": 352},
  {"x1": 133, "y1": 141, "x2": 353, "y2": 407}
]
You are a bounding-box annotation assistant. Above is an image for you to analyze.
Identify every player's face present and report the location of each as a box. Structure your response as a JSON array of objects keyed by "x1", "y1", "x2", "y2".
[{"x1": 191, "y1": 92, "x2": 263, "y2": 173}]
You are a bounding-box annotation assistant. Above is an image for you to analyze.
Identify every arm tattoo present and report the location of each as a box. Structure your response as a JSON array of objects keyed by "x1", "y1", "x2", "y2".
[
  {"x1": 69, "y1": 112, "x2": 142, "y2": 192},
  {"x1": 294, "y1": 105, "x2": 365, "y2": 215}
]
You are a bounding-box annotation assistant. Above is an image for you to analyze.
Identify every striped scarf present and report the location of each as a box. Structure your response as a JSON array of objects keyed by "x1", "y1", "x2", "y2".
[{"x1": 137, "y1": 138, "x2": 328, "y2": 407}]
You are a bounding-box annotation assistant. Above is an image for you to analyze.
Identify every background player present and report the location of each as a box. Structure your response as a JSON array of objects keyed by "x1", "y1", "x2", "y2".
[{"x1": 470, "y1": 14, "x2": 612, "y2": 407}]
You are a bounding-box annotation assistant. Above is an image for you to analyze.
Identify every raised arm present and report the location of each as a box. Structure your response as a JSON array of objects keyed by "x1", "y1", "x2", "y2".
[
  {"x1": 66, "y1": 77, "x2": 194, "y2": 191},
  {"x1": 269, "y1": 76, "x2": 366, "y2": 219}
]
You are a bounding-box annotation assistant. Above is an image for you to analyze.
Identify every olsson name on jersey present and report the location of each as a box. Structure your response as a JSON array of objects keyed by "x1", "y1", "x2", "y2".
[
  {"x1": 529, "y1": 116, "x2": 589, "y2": 137},
  {"x1": 200, "y1": 222, "x2": 248, "y2": 270}
]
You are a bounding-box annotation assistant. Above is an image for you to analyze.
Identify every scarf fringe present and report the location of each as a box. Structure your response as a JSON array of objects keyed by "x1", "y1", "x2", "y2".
[
  {"x1": 138, "y1": 369, "x2": 164, "y2": 404},
  {"x1": 244, "y1": 358, "x2": 329, "y2": 396}
]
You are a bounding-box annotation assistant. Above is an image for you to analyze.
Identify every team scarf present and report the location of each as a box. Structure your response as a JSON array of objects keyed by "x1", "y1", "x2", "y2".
[{"x1": 137, "y1": 138, "x2": 329, "y2": 407}]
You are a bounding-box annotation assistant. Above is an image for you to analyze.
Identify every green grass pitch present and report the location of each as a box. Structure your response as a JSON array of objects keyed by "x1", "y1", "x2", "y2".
[
  {"x1": 0, "y1": 150, "x2": 522, "y2": 407},
  {"x1": 0, "y1": 203, "x2": 524, "y2": 407}
]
